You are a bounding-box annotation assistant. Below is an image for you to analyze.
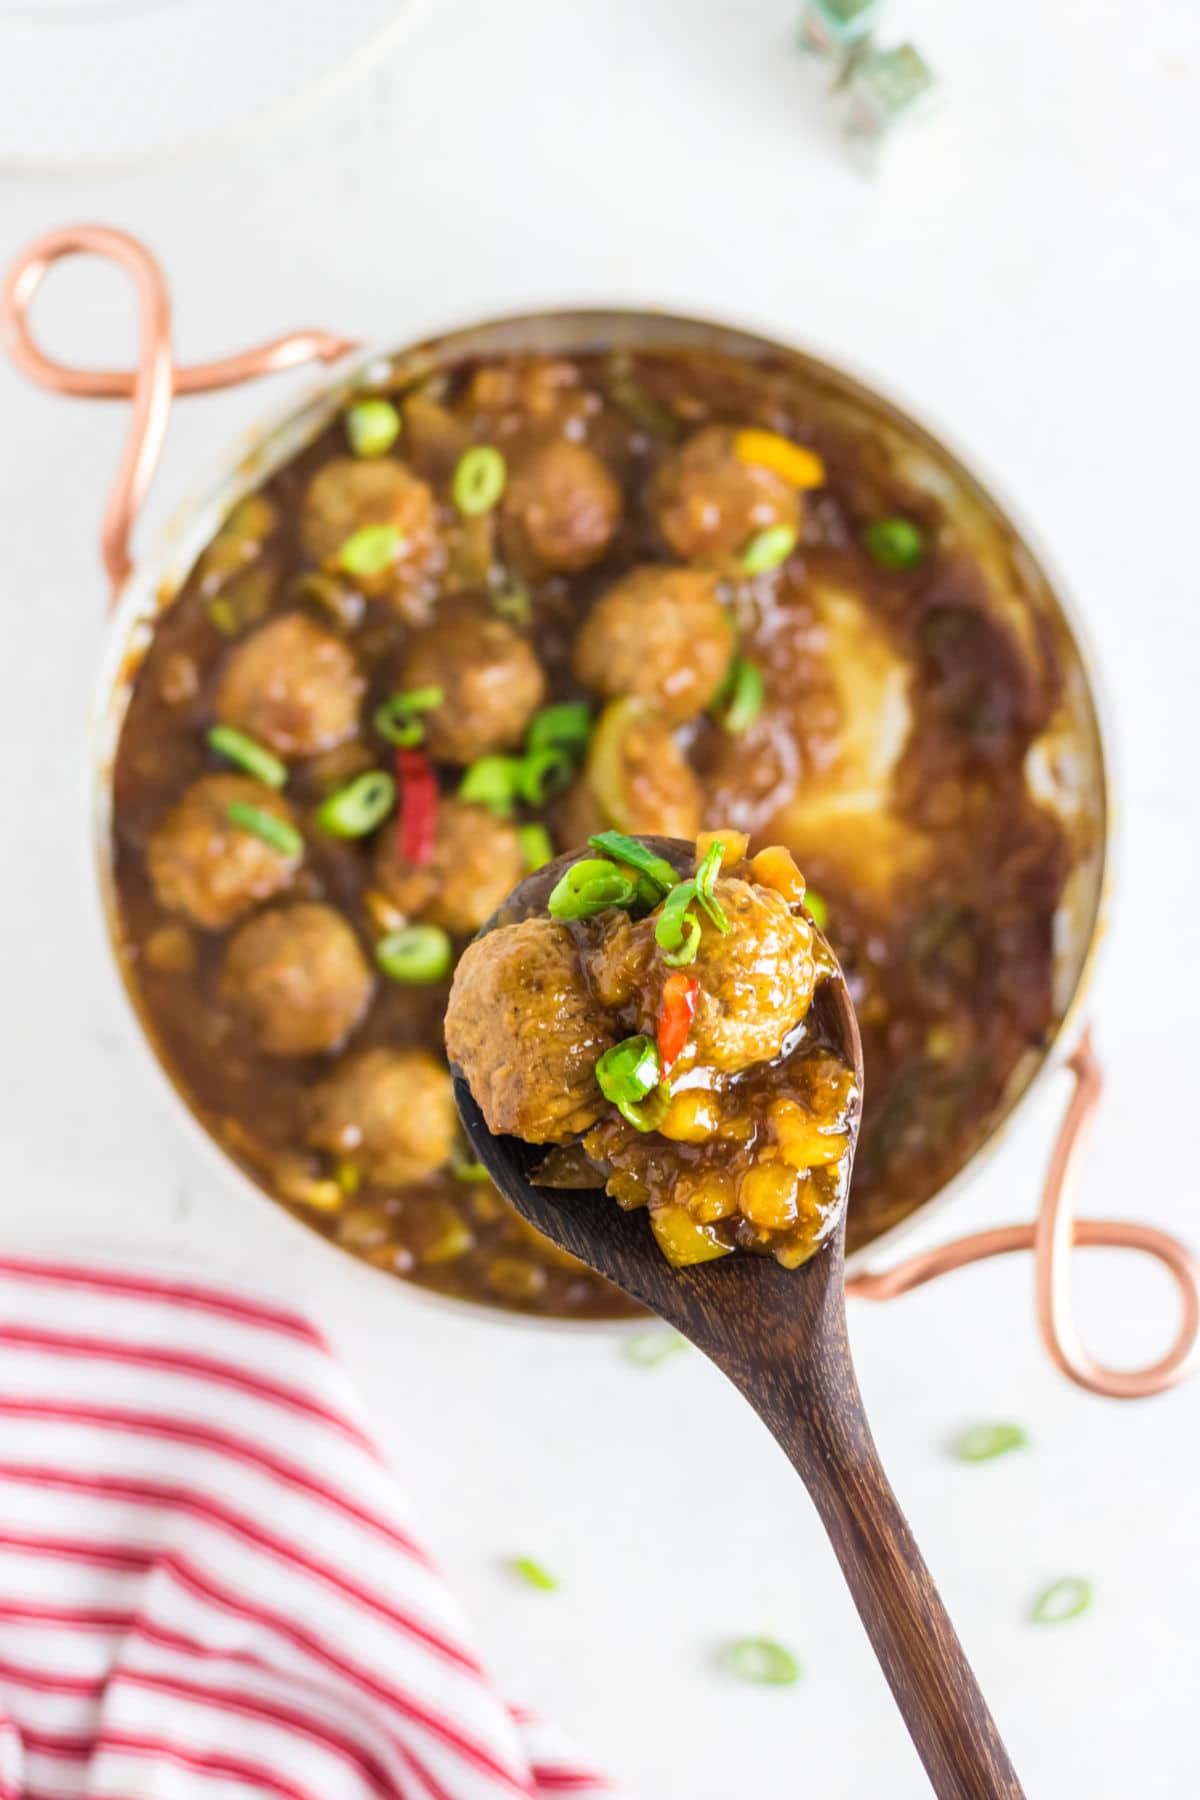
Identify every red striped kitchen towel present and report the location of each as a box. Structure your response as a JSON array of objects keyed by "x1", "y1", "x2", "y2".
[{"x1": 0, "y1": 1255, "x2": 618, "y2": 1800}]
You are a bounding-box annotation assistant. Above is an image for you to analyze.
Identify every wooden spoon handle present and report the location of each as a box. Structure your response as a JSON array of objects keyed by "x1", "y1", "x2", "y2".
[
  {"x1": 702, "y1": 1259, "x2": 1025, "y2": 1798},
  {"x1": 793, "y1": 1411, "x2": 1024, "y2": 1799}
]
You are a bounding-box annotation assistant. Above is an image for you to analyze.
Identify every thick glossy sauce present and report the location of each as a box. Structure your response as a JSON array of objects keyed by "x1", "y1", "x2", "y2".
[{"x1": 111, "y1": 345, "x2": 1071, "y2": 1316}]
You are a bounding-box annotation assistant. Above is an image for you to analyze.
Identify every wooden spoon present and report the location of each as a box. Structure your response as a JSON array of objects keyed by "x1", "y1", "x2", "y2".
[{"x1": 450, "y1": 839, "x2": 1025, "y2": 1800}]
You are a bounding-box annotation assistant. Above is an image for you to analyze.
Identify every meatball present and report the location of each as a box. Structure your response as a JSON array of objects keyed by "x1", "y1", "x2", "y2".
[
  {"x1": 445, "y1": 917, "x2": 616, "y2": 1143},
  {"x1": 501, "y1": 439, "x2": 621, "y2": 575},
  {"x1": 653, "y1": 425, "x2": 800, "y2": 563},
  {"x1": 557, "y1": 698, "x2": 701, "y2": 843},
  {"x1": 214, "y1": 614, "x2": 364, "y2": 759},
  {"x1": 308, "y1": 1048, "x2": 456, "y2": 1185},
  {"x1": 680, "y1": 878, "x2": 816, "y2": 1073},
  {"x1": 590, "y1": 878, "x2": 816, "y2": 1076},
  {"x1": 397, "y1": 604, "x2": 546, "y2": 765},
  {"x1": 300, "y1": 457, "x2": 443, "y2": 610},
  {"x1": 573, "y1": 565, "x2": 733, "y2": 724},
  {"x1": 220, "y1": 903, "x2": 373, "y2": 1057},
  {"x1": 146, "y1": 774, "x2": 301, "y2": 930},
  {"x1": 373, "y1": 798, "x2": 525, "y2": 936}
]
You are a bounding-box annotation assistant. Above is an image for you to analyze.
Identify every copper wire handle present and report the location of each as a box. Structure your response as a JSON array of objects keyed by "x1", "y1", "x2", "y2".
[
  {"x1": 847, "y1": 1030, "x2": 1200, "y2": 1399},
  {"x1": 0, "y1": 224, "x2": 356, "y2": 598}
]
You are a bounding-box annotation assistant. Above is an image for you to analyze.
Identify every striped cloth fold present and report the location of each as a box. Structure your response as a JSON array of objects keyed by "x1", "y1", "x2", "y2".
[{"x1": 0, "y1": 1256, "x2": 618, "y2": 1800}]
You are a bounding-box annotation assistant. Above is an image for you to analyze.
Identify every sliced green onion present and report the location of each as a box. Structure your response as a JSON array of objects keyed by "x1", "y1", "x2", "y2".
[
  {"x1": 510, "y1": 1556, "x2": 558, "y2": 1592},
  {"x1": 291, "y1": 569, "x2": 365, "y2": 631},
  {"x1": 335, "y1": 1161, "x2": 361, "y2": 1196},
  {"x1": 655, "y1": 879, "x2": 702, "y2": 968},
  {"x1": 459, "y1": 755, "x2": 525, "y2": 817},
  {"x1": 518, "y1": 747, "x2": 574, "y2": 806},
  {"x1": 374, "y1": 686, "x2": 445, "y2": 748},
  {"x1": 315, "y1": 770, "x2": 396, "y2": 838},
  {"x1": 493, "y1": 580, "x2": 532, "y2": 626},
  {"x1": 207, "y1": 725, "x2": 287, "y2": 789},
  {"x1": 618, "y1": 1083, "x2": 671, "y2": 1132},
  {"x1": 452, "y1": 1159, "x2": 491, "y2": 1183},
  {"x1": 952, "y1": 1422, "x2": 1028, "y2": 1464},
  {"x1": 547, "y1": 858, "x2": 638, "y2": 921},
  {"x1": 518, "y1": 823, "x2": 555, "y2": 871},
  {"x1": 224, "y1": 802, "x2": 303, "y2": 858},
  {"x1": 453, "y1": 445, "x2": 507, "y2": 516},
  {"x1": 345, "y1": 397, "x2": 401, "y2": 458},
  {"x1": 712, "y1": 656, "x2": 764, "y2": 735},
  {"x1": 740, "y1": 524, "x2": 798, "y2": 575},
  {"x1": 338, "y1": 522, "x2": 407, "y2": 578},
  {"x1": 1032, "y1": 1577, "x2": 1092, "y2": 1625},
  {"x1": 623, "y1": 1329, "x2": 687, "y2": 1368},
  {"x1": 587, "y1": 831, "x2": 677, "y2": 895},
  {"x1": 805, "y1": 889, "x2": 829, "y2": 930},
  {"x1": 726, "y1": 1638, "x2": 801, "y2": 1686},
  {"x1": 662, "y1": 914, "x2": 701, "y2": 967},
  {"x1": 206, "y1": 596, "x2": 240, "y2": 636},
  {"x1": 376, "y1": 924, "x2": 453, "y2": 984},
  {"x1": 596, "y1": 1035, "x2": 669, "y2": 1130},
  {"x1": 864, "y1": 516, "x2": 924, "y2": 570},
  {"x1": 693, "y1": 840, "x2": 730, "y2": 933},
  {"x1": 527, "y1": 701, "x2": 592, "y2": 756}
]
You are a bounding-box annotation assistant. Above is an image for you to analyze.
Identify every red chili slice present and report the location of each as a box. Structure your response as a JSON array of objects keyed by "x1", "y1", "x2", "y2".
[
  {"x1": 396, "y1": 747, "x2": 437, "y2": 866},
  {"x1": 656, "y1": 972, "x2": 699, "y2": 1072}
]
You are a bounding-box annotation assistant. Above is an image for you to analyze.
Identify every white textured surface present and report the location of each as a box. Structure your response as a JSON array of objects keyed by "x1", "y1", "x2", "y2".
[
  {"x1": 1, "y1": 2, "x2": 1198, "y2": 1795},
  {"x1": 0, "y1": 0, "x2": 421, "y2": 171}
]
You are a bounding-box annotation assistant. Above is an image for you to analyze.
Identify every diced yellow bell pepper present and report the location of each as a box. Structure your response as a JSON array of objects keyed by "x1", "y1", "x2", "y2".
[
  {"x1": 695, "y1": 828, "x2": 750, "y2": 871},
  {"x1": 649, "y1": 1204, "x2": 734, "y2": 1266},
  {"x1": 750, "y1": 845, "x2": 807, "y2": 903},
  {"x1": 734, "y1": 429, "x2": 826, "y2": 490}
]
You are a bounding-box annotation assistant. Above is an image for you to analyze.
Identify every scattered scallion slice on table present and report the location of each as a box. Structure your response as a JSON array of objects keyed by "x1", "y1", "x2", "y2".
[
  {"x1": 517, "y1": 823, "x2": 555, "y2": 871},
  {"x1": 740, "y1": 523, "x2": 798, "y2": 575},
  {"x1": 951, "y1": 1422, "x2": 1028, "y2": 1464},
  {"x1": 345, "y1": 397, "x2": 401, "y2": 458},
  {"x1": 711, "y1": 656, "x2": 764, "y2": 734},
  {"x1": 375, "y1": 924, "x2": 453, "y2": 984},
  {"x1": 224, "y1": 802, "x2": 303, "y2": 858},
  {"x1": 459, "y1": 755, "x2": 524, "y2": 817},
  {"x1": 315, "y1": 770, "x2": 396, "y2": 839},
  {"x1": 207, "y1": 724, "x2": 287, "y2": 790},
  {"x1": 623, "y1": 1329, "x2": 688, "y2": 1368},
  {"x1": 1031, "y1": 1577, "x2": 1092, "y2": 1625},
  {"x1": 527, "y1": 701, "x2": 592, "y2": 756},
  {"x1": 510, "y1": 1556, "x2": 558, "y2": 1592},
  {"x1": 548, "y1": 859, "x2": 638, "y2": 921},
  {"x1": 453, "y1": 445, "x2": 507, "y2": 516},
  {"x1": 338, "y1": 523, "x2": 407, "y2": 579},
  {"x1": 726, "y1": 1637, "x2": 802, "y2": 1686},
  {"x1": 373, "y1": 686, "x2": 445, "y2": 748},
  {"x1": 863, "y1": 516, "x2": 924, "y2": 570}
]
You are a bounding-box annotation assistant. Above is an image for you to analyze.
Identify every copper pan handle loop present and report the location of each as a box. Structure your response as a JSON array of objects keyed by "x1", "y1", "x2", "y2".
[
  {"x1": 846, "y1": 1029, "x2": 1200, "y2": 1399},
  {"x1": 1, "y1": 224, "x2": 357, "y2": 601}
]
